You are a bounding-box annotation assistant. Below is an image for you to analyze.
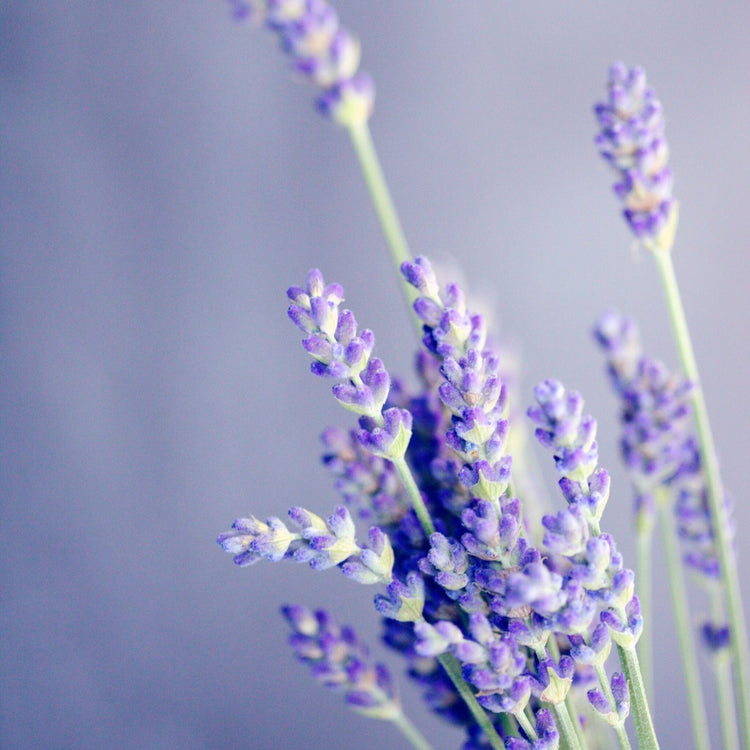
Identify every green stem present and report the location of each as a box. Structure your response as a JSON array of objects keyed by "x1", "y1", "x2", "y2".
[
  {"x1": 656, "y1": 492, "x2": 711, "y2": 750},
  {"x1": 437, "y1": 652, "x2": 505, "y2": 750},
  {"x1": 516, "y1": 709, "x2": 537, "y2": 742},
  {"x1": 392, "y1": 456, "x2": 435, "y2": 536},
  {"x1": 549, "y1": 701, "x2": 585, "y2": 750},
  {"x1": 617, "y1": 643, "x2": 660, "y2": 750},
  {"x1": 346, "y1": 121, "x2": 417, "y2": 312},
  {"x1": 636, "y1": 523, "x2": 654, "y2": 703},
  {"x1": 390, "y1": 710, "x2": 435, "y2": 750},
  {"x1": 652, "y1": 247, "x2": 750, "y2": 747}
]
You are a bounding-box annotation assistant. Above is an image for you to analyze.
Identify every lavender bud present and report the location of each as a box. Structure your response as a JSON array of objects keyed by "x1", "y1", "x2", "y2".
[{"x1": 374, "y1": 571, "x2": 425, "y2": 622}]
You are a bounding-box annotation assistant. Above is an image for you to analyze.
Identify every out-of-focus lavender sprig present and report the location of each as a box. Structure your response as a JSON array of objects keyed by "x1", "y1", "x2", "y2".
[
  {"x1": 321, "y1": 425, "x2": 412, "y2": 526},
  {"x1": 594, "y1": 62, "x2": 677, "y2": 251},
  {"x1": 282, "y1": 604, "x2": 401, "y2": 718},
  {"x1": 282, "y1": 604, "x2": 435, "y2": 750},
  {"x1": 227, "y1": 0, "x2": 375, "y2": 125},
  {"x1": 594, "y1": 311, "x2": 731, "y2": 646},
  {"x1": 594, "y1": 310, "x2": 731, "y2": 750}
]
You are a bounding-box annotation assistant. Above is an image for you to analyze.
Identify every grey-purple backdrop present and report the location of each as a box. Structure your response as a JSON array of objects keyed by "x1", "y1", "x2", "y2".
[{"x1": 2, "y1": 2, "x2": 749, "y2": 749}]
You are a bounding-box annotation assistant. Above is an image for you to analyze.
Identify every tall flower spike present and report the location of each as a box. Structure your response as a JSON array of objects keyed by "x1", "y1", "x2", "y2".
[
  {"x1": 594, "y1": 62, "x2": 677, "y2": 250},
  {"x1": 227, "y1": 0, "x2": 374, "y2": 125},
  {"x1": 401, "y1": 257, "x2": 511, "y2": 509}
]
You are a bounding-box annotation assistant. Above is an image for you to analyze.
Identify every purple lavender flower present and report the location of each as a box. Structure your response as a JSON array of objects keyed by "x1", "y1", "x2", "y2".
[
  {"x1": 594, "y1": 311, "x2": 693, "y2": 485},
  {"x1": 227, "y1": 0, "x2": 375, "y2": 124},
  {"x1": 217, "y1": 504, "x2": 394, "y2": 584},
  {"x1": 594, "y1": 310, "x2": 732, "y2": 649},
  {"x1": 374, "y1": 571, "x2": 426, "y2": 622},
  {"x1": 526, "y1": 375, "x2": 649, "y2": 747},
  {"x1": 401, "y1": 257, "x2": 511, "y2": 509},
  {"x1": 288, "y1": 269, "x2": 413, "y2": 462},
  {"x1": 594, "y1": 62, "x2": 677, "y2": 248},
  {"x1": 415, "y1": 612, "x2": 532, "y2": 715},
  {"x1": 282, "y1": 604, "x2": 401, "y2": 719},
  {"x1": 587, "y1": 671, "x2": 629, "y2": 728}
]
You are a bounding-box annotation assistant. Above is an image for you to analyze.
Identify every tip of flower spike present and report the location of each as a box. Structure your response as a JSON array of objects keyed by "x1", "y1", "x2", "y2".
[
  {"x1": 594, "y1": 63, "x2": 678, "y2": 250},
  {"x1": 317, "y1": 71, "x2": 375, "y2": 126}
]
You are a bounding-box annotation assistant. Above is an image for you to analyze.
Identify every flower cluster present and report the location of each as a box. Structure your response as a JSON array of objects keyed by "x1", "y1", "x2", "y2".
[
  {"x1": 218, "y1": 262, "x2": 660, "y2": 749},
  {"x1": 227, "y1": 0, "x2": 374, "y2": 124},
  {"x1": 594, "y1": 62, "x2": 676, "y2": 248},
  {"x1": 214, "y1": 6, "x2": 750, "y2": 745},
  {"x1": 594, "y1": 310, "x2": 732, "y2": 652}
]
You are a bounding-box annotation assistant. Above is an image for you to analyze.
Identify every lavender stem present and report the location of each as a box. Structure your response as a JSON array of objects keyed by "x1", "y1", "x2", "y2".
[
  {"x1": 652, "y1": 246, "x2": 750, "y2": 748},
  {"x1": 617, "y1": 644, "x2": 660, "y2": 750},
  {"x1": 636, "y1": 523, "x2": 654, "y2": 702},
  {"x1": 391, "y1": 712, "x2": 435, "y2": 750},
  {"x1": 656, "y1": 491, "x2": 711, "y2": 750},
  {"x1": 347, "y1": 122, "x2": 419, "y2": 315}
]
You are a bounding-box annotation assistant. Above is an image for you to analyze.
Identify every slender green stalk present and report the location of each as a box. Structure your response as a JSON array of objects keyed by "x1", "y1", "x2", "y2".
[
  {"x1": 652, "y1": 247, "x2": 750, "y2": 747},
  {"x1": 715, "y1": 653, "x2": 741, "y2": 750},
  {"x1": 636, "y1": 523, "x2": 654, "y2": 702},
  {"x1": 391, "y1": 710, "x2": 435, "y2": 750},
  {"x1": 516, "y1": 708, "x2": 538, "y2": 742},
  {"x1": 617, "y1": 643, "x2": 660, "y2": 750},
  {"x1": 656, "y1": 491, "x2": 711, "y2": 750},
  {"x1": 549, "y1": 701, "x2": 585, "y2": 750},
  {"x1": 437, "y1": 652, "x2": 505, "y2": 750},
  {"x1": 346, "y1": 122, "x2": 417, "y2": 309},
  {"x1": 392, "y1": 456, "x2": 435, "y2": 536}
]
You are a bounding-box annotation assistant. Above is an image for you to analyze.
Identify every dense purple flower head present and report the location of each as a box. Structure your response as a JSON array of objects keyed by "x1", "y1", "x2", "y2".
[
  {"x1": 594, "y1": 62, "x2": 677, "y2": 247},
  {"x1": 226, "y1": 0, "x2": 375, "y2": 124}
]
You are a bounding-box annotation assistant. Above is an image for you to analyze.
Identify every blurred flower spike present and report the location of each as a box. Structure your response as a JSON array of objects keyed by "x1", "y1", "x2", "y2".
[
  {"x1": 594, "y1": 62, "x2": 678, "y2": 251},
  {"x1": 227, "y1": 0, "x2": 375, "y2": 125}
]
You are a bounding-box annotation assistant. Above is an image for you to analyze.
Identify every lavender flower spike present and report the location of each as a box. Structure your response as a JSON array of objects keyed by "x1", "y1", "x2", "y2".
[
  {"x1": 594, "y1": 62, "x2": 678, "y2": 250},
  {"x1": 288, "y1": 269, "x2": 413, "y2": 463},
  {"x1": 217, "y1": 504, "x2": 395, "y2": 585},
  {"x1": 282, "y1": 604, "x2": 402, "y2": 720},
  {"x1": 227, "y1": 0, "x2": 375, "y2": 125}
]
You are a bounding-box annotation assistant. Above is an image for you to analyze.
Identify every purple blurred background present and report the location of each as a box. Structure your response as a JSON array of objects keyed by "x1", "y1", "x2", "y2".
[{"x1": 2, "y1": 2, "x2": 749, "y2": 748}]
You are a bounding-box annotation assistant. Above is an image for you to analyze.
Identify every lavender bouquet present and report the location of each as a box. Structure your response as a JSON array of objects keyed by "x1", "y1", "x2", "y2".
[{"x1": 215, "y1": 4, "x2": 749, "y2": 749}]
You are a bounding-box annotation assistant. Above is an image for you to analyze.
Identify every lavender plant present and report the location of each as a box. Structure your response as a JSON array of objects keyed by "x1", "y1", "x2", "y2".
[{"x1": 214, "y1": 4, "x2": 749, "y2": 750}]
